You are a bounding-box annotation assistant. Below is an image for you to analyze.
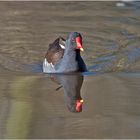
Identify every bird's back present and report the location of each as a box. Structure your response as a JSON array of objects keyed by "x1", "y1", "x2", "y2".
[{"x1": 45, "y1": 37, "x2": 65, "y2": 65}]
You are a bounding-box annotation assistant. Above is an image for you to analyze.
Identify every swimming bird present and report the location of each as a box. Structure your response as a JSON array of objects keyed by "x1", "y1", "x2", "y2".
[{"x1": 43, "y1": 32, "x2": 87, "y2": 73}]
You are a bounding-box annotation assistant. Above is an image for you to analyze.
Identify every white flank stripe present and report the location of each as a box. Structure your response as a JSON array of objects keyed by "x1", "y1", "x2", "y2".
[{"x1": 59, "y1": 44, "x2": 65, "y2": 49}]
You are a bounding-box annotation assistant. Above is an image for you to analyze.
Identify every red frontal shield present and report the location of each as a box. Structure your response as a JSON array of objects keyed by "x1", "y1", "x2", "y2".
[
  {"x1": 75, "y1": 99, "x2": 83, "y2": 112},
  {"x1": 76, "y1": 37, "x2": 84, "y2": 51}
]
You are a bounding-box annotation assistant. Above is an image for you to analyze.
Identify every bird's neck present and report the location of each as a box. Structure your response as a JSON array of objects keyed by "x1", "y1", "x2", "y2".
[
  {"x1": 75, "y1": 49, "x2": 81, "y2": 59},
  {"x1": 57, "y1": 45, "x2": 78, "y2": 73}
]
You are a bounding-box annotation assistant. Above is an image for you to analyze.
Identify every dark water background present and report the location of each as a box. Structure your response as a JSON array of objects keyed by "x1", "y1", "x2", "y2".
[{"x1": 0, "y1": 1, "x2": 140, "y2": 139}]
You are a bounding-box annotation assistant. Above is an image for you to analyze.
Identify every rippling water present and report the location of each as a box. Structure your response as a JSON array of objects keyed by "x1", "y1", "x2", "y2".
[{"x1": 0, "y1": 1, "x2": 140, "y2": 139}]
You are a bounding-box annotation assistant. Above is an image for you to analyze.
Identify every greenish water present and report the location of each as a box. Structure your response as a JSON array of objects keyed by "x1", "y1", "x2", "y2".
[{"x1": 0, "y1": 1, "x2": 140, "y2": 139}]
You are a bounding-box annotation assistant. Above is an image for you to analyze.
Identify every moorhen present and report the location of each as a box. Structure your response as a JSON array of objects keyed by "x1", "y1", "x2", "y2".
[{"x1": 43, "y1": 32, "x2": 87, "y2": 73}]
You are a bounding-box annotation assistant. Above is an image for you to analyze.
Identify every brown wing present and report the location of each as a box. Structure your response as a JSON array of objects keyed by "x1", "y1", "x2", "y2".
[{"x1": 45, "y1": 37, "x2": 65, "y2": 65}]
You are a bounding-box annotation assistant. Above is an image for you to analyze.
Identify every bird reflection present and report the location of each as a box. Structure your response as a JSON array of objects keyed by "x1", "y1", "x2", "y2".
[{"x1": 50, "y1": 73, "x2": 84, "y2": 113}]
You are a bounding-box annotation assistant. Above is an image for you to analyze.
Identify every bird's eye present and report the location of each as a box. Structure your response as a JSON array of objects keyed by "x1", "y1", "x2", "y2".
[{"x1": 71, "y1": 38, "x2": 75, "y2": 42}]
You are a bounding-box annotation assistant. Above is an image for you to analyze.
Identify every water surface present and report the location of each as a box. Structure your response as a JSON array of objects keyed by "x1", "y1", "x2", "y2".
[{"x1": 0, "y1": 1, "x2": 140, "y2": 139}]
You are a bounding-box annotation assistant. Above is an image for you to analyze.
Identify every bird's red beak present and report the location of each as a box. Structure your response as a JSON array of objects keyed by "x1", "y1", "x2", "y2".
[
  {"x1": 76, "y1": 37, "x2": 84, "y2": 51},
  {"x1": 75, "y1": 99, "x2": 84, "y2": 112}
]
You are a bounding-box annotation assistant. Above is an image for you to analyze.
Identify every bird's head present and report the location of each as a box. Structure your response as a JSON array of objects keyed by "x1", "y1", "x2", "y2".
[
  {"x1": 66, "y1": 32, "x2": 84, "y2": 51},
  {"x1": 67, "y1": 99, "x2": 84, "y2": 113}
]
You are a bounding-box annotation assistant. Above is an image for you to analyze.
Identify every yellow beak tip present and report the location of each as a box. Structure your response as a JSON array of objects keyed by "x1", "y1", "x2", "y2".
[
  {"x1": 80, "y1": 100, "x2": 84, "y2": 103},
  {"x1": 80, "y1": 48, "x2": 84, "y2": 51}
]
